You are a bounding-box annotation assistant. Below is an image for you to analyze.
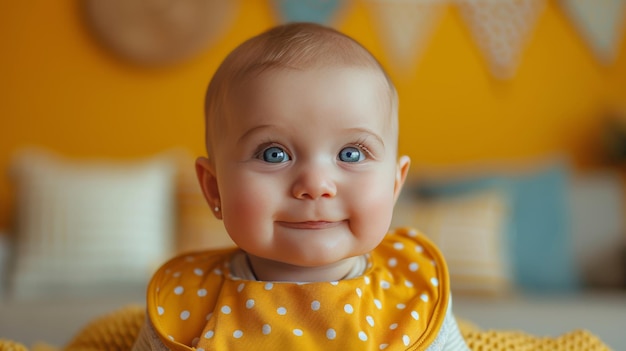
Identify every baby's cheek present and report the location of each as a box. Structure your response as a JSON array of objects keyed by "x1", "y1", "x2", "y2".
[
  {"x1": 221, "y1": 184, "x2": 276, "y2": 242},
  {"x1": 349, "y1": 184, "x2": 396, "y2": 244}
]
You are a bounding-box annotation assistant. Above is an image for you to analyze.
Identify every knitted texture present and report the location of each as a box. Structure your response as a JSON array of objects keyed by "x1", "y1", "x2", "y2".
[
  {"x1": 0, "y1": 339, "x2": 29, "y2": 351},
  {"x1": 463, "y1": 329, "x2": 612, "y2": 351},
  {"x1": 0, "y1": 305, "x2": 613, "y2": 351},
  {"x1": 63, "y1": 305, "x2": 145, "y2": 351}
]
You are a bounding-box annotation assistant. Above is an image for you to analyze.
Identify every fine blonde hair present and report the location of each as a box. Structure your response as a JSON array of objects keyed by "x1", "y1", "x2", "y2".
[{"x1": 204, "y1": 22, "x2": 398, "y2": 158}]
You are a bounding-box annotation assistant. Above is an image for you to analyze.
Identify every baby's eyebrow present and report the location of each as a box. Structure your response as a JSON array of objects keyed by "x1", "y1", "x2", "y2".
[
  {"x1": 237, "y1": 125, "x2": 385, "y2": 148},
  {"x1": 238, "y1": 124, "x2": 275, "y2": 144},
  {"x1": 345, "y1": 127, "x2": 385, "y2": 147}
]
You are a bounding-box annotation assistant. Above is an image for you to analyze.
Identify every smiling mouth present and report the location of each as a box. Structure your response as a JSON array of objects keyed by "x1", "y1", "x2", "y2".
[{"x1": 277, "y1": 221, "x2": 344, "y2": 230}]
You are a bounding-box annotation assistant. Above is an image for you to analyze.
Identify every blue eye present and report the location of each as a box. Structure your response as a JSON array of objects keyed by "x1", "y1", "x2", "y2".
[
  {"x1": 338, "y1": 147, "x2": 364, "y2": 163},
  {"x1": 262, "y1": 146, "x2": 290, "y2": 163}
]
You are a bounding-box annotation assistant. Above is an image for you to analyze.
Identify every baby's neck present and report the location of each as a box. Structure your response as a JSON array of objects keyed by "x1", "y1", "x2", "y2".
[{"x1": 245, "y1": 254, "x2": 364, "y2": 282}]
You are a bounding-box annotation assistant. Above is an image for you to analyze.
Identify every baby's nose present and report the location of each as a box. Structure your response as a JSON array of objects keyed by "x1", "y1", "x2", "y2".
[{"x1": 291, "y1": 166, "x2": 337, "y2": 200}]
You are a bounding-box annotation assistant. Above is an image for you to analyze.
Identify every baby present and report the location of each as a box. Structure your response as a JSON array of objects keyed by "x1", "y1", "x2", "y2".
[{"x1": 133, "y1": 23, "x2": 469, "y2": 351}]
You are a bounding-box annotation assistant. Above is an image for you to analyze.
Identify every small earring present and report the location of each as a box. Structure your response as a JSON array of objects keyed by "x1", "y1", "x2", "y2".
[{"x1": 214, "y1": 206, "x2": 220, "y2": 212}]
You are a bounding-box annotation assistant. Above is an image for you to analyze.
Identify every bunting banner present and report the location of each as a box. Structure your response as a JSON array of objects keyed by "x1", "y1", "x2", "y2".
[
  {"x1": 455, "y1": 0, "x2": 546, "y2": 79},
  {"x1": 559, "y1": 0, "x2": 626, "y2": 64},
  {"x1": 271, "y1": 0, "x2": 346, "y2": 25},
  {"x1": 364, "y1": 0, "x2": 448, "y2": 74}
]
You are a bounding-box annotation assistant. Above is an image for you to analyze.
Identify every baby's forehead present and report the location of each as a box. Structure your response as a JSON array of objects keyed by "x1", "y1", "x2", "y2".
[{"x1": 224, "y1": 66, "x2": 397, "y2": 140}]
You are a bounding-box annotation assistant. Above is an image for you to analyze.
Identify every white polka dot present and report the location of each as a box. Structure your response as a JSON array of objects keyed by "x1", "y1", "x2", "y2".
[
  {"x1": 411, "y1": 311, "x2": 420, "y2": 320},
  {"x1": 403, "y1": 335, "x2": 410, "y2": 346},
  {"x1": 326, "y1": 328, "x2": 336, "y2": 340},
  {"x1": 293, "y1": 329, "x2": 303, "y2": 336},
  {"x1": 344, "y1": 304, "x2": 354, "y2": 314},
  {"x1": 405, "y1": 280, "x2": 414, "y2": 288},
  {"x1": 374, "y1": 299, "x2": 382, "y2": 309},
  {"x1": 389, "y1": 323, "x2": 398, "y2": 330},
  {"x1": 366, "y1": 315, "x2": 375, "y2": 327},
  {"x1": 173, "y1": 272, "x2": 181, "y2": 278},
  {"x1": 197, "y1": 349, "x2": 204, "y2": 351},
  {"x1": 204, "y1": 330, "x2": 214, "y2": 339},
  {"x1": 233, "y1": 330, "x2": 243, "y2": 339},
  {"x1": 431, "y1": 277, "x2": 439, "y2": 287},
  {"x1": 415, "y1": 245, "x2": 424, "y2": 253},
  {"x1": 431, "y1": 260, "x2": 436, "y2": 266},
  {"x1": 379, "y1": 343, "x2": 389, "y2": 350},
  {"x1": 358, "y1": 331, "x2": 368, "y2": 341},
  {"x1": 168, "y1": 335, "x2": 174, "y2": 341},
  {"x1": 380, "y1": 280, "x2": 390, "y2": 289},
  {"x1": 174, "y1": 286, "x2": 184, "y2": 295},
  {"x1": 197, "y1": 288, "x2": 207, "y2": 297},
  {"x1": 277, "y1": 307, "x2": 287, "y2": 315},
  {"x1": 420, "y1": 293, "x2": 429, "y2": 302},
  {"x1": 221, "y1": 305, "x2": 231, "y2": 314},
  {"x1": 246, "y1": 299, "x2": 255, "y2": 309},
  {"x1": 408, "y1": 229, "x2": 417, "y2": 237},
  {"x1": 356, "y1": 288, "x2": 362, "y2": 298},
  {"x1": 364, "y1": 276, "x2": 370, "y2": 284},
  {"x1": 311, "y1": 300, "x2": 321, "y2": 311},
  {"x1": 388, "y1": 258, "x2": 397, "y2": 267},
  {"x1": 409, "y1": 262, "x2": 419, "y2": 271},
  {"x1": 213, "y1": 268, "x2": 222, "y2": 275},
  {"x1": 265, "y1": 282, "x2": 273, "y2": 290},
  {"x1": 262, "y1": 324, "x2": 271, "y2": 335},
  {"x1": 192, "y1": 337, "x2": 200, "y2": 347},
  {"x1": 396, "y1": 303, "x2": 406, "y2": 310},
  {"x1": 157, "y1": 306, "x2": 164, "y2": 315},
  {"x1": 330, "y1": 281, "x2": 339, "y2": 286},
  {"x1": 180, "y1": 310, "x2": 190, "y2": 320},
  {"x1": 393, "y1": 242, "x2": 404, "y2": 250},
  {"x1": 206, "y1": 312, "x2": 213, "y2": 320},
  {"x1": 237, "y1": 283, "x2": 245, "y2": 292},
  {"x1": 194, "y1": 268, "x2": 203, "y2": 276}
]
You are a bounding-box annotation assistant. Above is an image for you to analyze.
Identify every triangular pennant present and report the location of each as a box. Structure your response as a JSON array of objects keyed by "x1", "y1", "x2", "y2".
[
  {"x1": 456, "y1": 0, "x2": 546, "y2": 79},
  {"x1": 364, "y1": 0, "x2": 448, "y2": 73},
  {"x1": 559, "y1": 0, "x2": 626, "y2": 64},
  {"x1": 272, "y1": 0, "x2": 346, "y2": 24}
]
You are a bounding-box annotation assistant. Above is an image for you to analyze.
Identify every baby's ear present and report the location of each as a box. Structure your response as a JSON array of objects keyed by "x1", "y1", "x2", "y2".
[
  {"x1": 393, "y1": 156, "x2": 410, "y2": 203},
  {"x1": 195, "y1": 157, "x2": 222, "y2": 219}
]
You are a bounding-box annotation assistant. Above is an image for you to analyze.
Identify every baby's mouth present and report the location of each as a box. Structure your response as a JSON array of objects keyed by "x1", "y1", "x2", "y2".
[{"x1": 277, "y1": 220, "x2": 345, "y2": 230}]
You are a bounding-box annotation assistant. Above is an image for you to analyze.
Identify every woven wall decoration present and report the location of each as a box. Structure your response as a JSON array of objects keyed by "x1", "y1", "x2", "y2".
[{"x1": 84, "y1": 0, "x2": 238, "y2": 66}]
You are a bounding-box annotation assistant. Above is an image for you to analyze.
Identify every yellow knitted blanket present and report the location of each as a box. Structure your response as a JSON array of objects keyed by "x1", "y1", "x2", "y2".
[{"x1": 0, "y1": 305, "x2": 612, "y2": 351}]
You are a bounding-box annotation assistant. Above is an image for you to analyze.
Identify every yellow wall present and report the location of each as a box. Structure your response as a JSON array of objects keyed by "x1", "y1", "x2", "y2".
[{"x1": 1, "y1": 1, "x2": 625, "y2": 229}]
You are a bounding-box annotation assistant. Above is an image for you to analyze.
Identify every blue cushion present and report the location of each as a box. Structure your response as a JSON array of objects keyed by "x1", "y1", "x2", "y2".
[{"x1": 413, "y1": 162, "x2": 580, "y2": 292}]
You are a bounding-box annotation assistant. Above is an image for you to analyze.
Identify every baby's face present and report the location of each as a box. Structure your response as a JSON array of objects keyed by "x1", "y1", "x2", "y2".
[{"x1": 211, "y1": 66, "x2": 407, "y2": 273}]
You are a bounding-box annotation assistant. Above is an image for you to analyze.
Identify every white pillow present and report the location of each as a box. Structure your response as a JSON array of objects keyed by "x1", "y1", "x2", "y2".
[{"x1": 9, "y1": 148, "x2": 178, "y2": 299}]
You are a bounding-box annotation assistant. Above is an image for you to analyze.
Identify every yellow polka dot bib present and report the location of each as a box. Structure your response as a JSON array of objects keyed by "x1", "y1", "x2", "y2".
[{"x1": 147, "y1": 228, "x2": 449, "y2": 350}]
